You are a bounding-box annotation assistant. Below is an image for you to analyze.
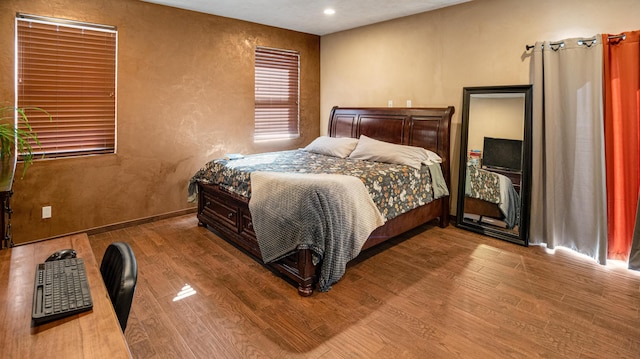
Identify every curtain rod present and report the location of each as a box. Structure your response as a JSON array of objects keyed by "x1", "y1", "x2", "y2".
[
  {"x1": 525, "y1": 33, "x2": 626, "y2": 51},
  {"x1": 525, "y1": 41, "x2": 564, "y2": 51}
]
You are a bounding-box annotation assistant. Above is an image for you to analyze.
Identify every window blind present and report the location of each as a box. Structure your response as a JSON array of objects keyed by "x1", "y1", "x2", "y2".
[
  {"x1": 254, "y1": 47, "x2": 299, "y2": 141},
  {"x1": 16, "y1": 14, "x2": 117, "y2": 158}
]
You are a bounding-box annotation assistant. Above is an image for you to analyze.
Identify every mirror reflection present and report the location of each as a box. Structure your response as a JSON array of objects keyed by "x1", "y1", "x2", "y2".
[{"x1": 457, "y1": 85, "x2": 532, "y2": 245}]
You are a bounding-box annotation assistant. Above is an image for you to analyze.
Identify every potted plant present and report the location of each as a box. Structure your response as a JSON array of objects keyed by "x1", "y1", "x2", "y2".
[{"x1": 0, "y1": 106, "x2": 48, "y2": 177}]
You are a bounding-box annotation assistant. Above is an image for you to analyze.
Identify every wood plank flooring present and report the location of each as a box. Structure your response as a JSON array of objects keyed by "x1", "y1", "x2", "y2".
[{"x1": 89, "y1": 214, "x2": 640, "y2": 358}]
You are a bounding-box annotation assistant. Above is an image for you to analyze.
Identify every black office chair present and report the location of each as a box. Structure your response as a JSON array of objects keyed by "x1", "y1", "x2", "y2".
[{"x1": 100, "y1": 242, "x2": 138, "y2": 332}]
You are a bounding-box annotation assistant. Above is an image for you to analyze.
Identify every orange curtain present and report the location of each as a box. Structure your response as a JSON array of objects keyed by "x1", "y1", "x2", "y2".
[{"x1": 603, "y1": 30, "x2": 640, "y2": 261}]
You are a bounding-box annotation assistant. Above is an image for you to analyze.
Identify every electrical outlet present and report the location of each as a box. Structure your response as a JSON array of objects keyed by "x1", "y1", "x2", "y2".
[
  {"x1": 406, "y1": 100, "x2": 412, "y2": 107},
  {"x1": 388, "y1": 100, "x2": 393, "y2": 107},
  {"x1": 42, "y1": 206, "x2": 51, "y2": 219}
]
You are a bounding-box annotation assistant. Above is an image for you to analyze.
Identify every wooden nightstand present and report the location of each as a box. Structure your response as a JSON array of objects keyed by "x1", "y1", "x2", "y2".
[{"x1": 0, "y1": 155, "x2": 15, "y2": 249}]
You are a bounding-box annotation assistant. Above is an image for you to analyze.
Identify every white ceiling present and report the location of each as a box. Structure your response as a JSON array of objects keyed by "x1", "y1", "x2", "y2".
[{"x1": 140, "y1": 0, "x2": 471, "y2": 36}]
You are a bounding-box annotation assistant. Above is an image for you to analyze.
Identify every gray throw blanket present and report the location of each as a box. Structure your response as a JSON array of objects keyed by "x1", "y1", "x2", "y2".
[
  {"x1": 249, "y1": 171, "x2": 386, "y2": 292},
  {"x1": 498, "y1": 175, "x2": 520, "y2": 230}
]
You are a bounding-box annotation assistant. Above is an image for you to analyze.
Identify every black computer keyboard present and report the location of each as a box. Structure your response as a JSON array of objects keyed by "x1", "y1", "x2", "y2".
[{"x1": 32, "y1": 258, "x2": 93, "y2": 325}]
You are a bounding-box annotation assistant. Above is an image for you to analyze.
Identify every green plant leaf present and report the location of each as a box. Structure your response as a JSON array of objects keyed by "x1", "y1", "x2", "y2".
[{"x1": 0, "y1": 106, "x2": 51, "y2": 178}]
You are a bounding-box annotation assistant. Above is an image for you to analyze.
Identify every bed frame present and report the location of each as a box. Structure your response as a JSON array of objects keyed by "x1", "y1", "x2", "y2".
[
  {"x1": 464, "y1": 197, "x2": 503, "y2": 219},
  {"x1": 196, "y1": 106, "x2": 454, "y2": 296}
]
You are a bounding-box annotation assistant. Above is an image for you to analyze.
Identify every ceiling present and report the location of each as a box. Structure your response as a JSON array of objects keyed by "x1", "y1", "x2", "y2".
[{"x1": 140, "y1": 0, "x2": 471, "y2": 36}]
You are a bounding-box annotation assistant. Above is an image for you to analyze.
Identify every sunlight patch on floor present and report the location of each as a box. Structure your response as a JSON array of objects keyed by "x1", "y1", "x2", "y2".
[
  {"x1": 539, "y1": 244, "x2": 640, "y2": 276},
  {"x1": 173, "y1": 284, "x2": 197, "y2": 301}
]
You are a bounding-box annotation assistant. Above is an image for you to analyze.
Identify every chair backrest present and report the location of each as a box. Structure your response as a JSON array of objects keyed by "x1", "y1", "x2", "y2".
[{"x1": 100, "y1": 241, "x2": 137, "y2": 332}]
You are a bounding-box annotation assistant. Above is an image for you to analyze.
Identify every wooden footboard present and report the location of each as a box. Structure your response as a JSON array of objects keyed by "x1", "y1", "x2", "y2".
[
  {"x1": 197, "y1": 181, "x2": 448, "y2": 296},
  {"x1": 197, "y1": 182, "x2": 318, "y2": 295},
  {"x1": 196, "y1": 106, "x2": 453, "y2": 296},
  {"x1": 463, "y1": 196, "x2": 503, "y2": 219}
]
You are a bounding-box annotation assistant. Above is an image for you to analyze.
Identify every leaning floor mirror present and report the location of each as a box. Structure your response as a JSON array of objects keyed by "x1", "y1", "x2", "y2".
[{"x1": 456, "y1": 85, "x2": 532, "y2": 246}]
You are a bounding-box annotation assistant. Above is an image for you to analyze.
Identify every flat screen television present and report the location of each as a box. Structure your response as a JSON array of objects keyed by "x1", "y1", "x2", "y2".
[{"x1": 482, "y1": 137, "x2": 522, "y2": 172}]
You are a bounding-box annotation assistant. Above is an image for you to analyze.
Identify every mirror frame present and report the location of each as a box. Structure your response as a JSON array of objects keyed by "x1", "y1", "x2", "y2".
[{"x1": 456, "y1": 85, "x2": 533, "y2": 246}]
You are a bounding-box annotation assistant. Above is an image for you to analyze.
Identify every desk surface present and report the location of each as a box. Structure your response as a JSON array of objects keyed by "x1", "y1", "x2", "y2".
[{"x1": 0, "y1": 234, "x2": 132, "y2": 358}]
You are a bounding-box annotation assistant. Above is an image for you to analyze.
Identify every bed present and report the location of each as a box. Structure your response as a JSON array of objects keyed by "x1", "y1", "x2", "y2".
[
  {"x1": 190, "y1": 106, "x2": 454, "y2": 296},
  {"x1": 464, "y1": 164, "x2": 520, "y2": 229}
]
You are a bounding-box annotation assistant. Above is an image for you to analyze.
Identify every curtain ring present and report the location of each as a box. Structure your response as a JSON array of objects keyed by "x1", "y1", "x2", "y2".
[
  {"x1": 549, "y1": 42, "x2": 564, "y2": 51},
  {"x1": 578, "y1": 38, "x2": 597, "y2": 47}
]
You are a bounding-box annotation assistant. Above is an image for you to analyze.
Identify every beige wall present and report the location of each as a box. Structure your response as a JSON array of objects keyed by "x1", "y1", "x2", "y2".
[
  {"x1": 467, "y1": 96, "x2": 524, "y2": 152},
  {"x1": 0, "y1": 0, "x2": 320, "y2": 243},
  {"x1": 320, "y1": 0, "x2": 640, "y2": 213}
]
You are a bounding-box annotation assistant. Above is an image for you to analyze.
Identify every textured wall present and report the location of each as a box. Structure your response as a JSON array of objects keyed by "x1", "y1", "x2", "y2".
[
  {"x1": 467, "y1": 97, "x2": 525, "y2": 152},
  {"x1": 320, "y1": 0, "x2": 640, "y2": 213},
  {"x1": 0, "y1": 0, "x2": 320, "y2": 243}
]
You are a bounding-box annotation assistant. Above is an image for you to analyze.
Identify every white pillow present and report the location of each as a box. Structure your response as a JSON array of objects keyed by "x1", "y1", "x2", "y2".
[
  {"x1": 303, "y1": 136, "x2": 359, "y2": 158},
  {"x1": 425, "y1": 150, "x2": 443, "y2": 165},
  {"x1": 348, "y1": 135, "x2": 441, "y2": 169}
]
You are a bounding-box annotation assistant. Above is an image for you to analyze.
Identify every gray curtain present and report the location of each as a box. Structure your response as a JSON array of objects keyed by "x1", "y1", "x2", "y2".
[{"x1": 529, "y1": 37, "x2": 608, "y2": 264}]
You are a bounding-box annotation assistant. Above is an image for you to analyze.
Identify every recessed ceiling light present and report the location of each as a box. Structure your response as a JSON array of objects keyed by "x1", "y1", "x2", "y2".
[{"x1": 324, "y1": 8, "x2": 335, "y2": 15}]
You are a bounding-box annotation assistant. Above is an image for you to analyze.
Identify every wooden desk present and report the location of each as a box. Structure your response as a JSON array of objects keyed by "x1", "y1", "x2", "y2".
[{"x1": 0, "y1": 234, "x2": 132, "y2": 358}]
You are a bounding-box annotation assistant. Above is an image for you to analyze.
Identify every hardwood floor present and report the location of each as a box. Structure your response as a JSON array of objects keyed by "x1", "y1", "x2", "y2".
[{"x1": 89, "y1": 214, "x2": 640, "y2": 358}]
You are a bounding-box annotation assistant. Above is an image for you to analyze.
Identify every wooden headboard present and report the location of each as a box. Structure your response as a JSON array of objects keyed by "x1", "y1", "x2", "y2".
[{"x1": 327, "y1": 106, "x2": 454, "y2": 185}]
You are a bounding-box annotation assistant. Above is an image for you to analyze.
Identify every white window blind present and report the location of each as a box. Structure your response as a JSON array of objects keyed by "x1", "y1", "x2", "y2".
[
  {"x1": 16, "y1": 14, "x2": 117, "y2": 158},
  {"x1": 254, "y1": 47, "x2": 299, "y2": 141}
]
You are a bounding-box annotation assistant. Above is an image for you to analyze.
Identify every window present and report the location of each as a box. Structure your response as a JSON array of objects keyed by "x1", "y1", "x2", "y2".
[
  {"x1": 16, "y1": 14, "x2": 117, "y2": 158},
  {"x1": 254, "y1": 47, "x2": 299, "y2": 141}
]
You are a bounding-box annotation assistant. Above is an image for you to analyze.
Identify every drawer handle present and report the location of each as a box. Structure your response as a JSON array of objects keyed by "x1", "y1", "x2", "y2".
[
  {"x1": 205, "y1": 201, "x2": 211, "y2": 206},
  {"x1": 227, "y1": 212, "x2": 233, "y2": 219},
  {"x1": 248, "y1": 222, "x2": 253, "y2": 229}
]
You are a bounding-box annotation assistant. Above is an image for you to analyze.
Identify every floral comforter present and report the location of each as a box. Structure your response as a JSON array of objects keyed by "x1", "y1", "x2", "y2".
[
  {"x1": 465, "y1": 164, "x2": 520, "y2": 229},
  {"x1": 465, "y1": 165, "x2": 501, "y2": 204},
  {"x1": 188, "y1": 149, "x2": 441, "y2": 221}
]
